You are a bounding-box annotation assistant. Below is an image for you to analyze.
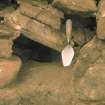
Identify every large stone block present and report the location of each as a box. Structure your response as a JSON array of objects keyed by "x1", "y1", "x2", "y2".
[
  {"x1": 76, "y1": 64, "x2": 105, "y2": 101},
  {"x1": 0, "y1": 56, "x2": 22, "y2": 88},
  {"x1": 20, "y1": 1, "x2": 64, "y2": 30},
  {"x1": 22, "y1": 19, "x2": 67, "y2": 52},
  {"x1": 72, "y1": 37, "x2": 105, "y2": 101},
  {"x1": 52, "y1": 0, "x2": 97, "y2": 13},
  {"x1": 0, "y1": 38, "x2": 12, "y2": 58}
]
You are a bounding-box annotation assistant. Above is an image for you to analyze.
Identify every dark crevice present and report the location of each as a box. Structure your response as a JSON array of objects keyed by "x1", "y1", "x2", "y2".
[
  {"x1": 82, "y1": 17, "x2": 96, "y2": 31},
  {"x1": 64, "y1": 13, "x2": 96, "y2": 31},
  {"x1": 61, "y1": 13, "x2": 96, "y2": 48},
  {"x1": 12, "y1": 35, "x2": 60, "y2": 63},
  {"x1": 61, "y1": 14, "x2": 96, "y2": 39},
  {"x1": 96, "y1": 0, "x2": 100, "y2": 6},
  {"x1": 47, "y1": 0, "x2": 54, "y2": 4}
]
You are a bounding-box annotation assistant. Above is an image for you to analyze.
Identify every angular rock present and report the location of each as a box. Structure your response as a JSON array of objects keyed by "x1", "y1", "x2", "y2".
[
  {"x1": 3, "y1": 4, "x2": 66, "y2": 52},
  {"x1": 0, "y1": 24, "x2": 16, "y2": 58},
  {"x1": 97, "y1": 0, "x2": 105, "y2": 19},
  {"x1": 5, "y1": 10, "x2": 29, "y2": 31},
  {"x1": 97, "y1": 0, "x2": 105, "y2": 40},
  {"x1": 76, "y1": 64, "x2": 105, "y2": 101},
  {"x1": 0, "y1": 56, "x2": 22, "y2": 88},
  {"x1": 36, "y1": 6, "x2": 63, "y2": 30},
  {"x1": 20, "y1": 1, "x2": 64, "y2": 30},
  {"x1": 72, "y1": 37, "x2": 105, "y2": 101},
  {"x1": 52, "y1": 0, "x2": 97, "y2": 13},
  {"x1": 0, "y1": 38, "x2": 12, "y2": 58},
  {"x1": 22, "y1": 19, "x2": 67, "y2": 52},
  {"x1": 97, "y1": 18, "x2": 105, "y2": 39},
  {"x1": 0, "y1": 23, "x2": 22, "y2": 45}
]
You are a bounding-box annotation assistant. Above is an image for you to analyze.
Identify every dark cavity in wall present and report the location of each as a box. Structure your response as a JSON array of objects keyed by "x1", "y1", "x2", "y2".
[
  {"x1": 64, "y1": 13, "x2": 96, "y2": 31},
  {"x1": 0, "y1": 0, "x2": 19, "y2": 10},
  {"x1": 12, "y1": 35, "x2": 61, "y2": 63},
  {"x1": 60, "y1": 13, "x2": 96, "y2": 47}
]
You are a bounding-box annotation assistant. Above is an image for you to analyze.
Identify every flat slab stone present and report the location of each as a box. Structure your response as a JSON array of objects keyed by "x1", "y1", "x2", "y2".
[{"x1": 52, "y1": 0, "x2": 97, "y2": 13}]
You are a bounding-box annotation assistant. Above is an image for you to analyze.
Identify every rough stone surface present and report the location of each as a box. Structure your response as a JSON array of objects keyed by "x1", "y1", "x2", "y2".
[
  {"x1": 0, "y1": 38, "x2": 12, "y2": 58},
  {"x1": 2, "y1": 1, "x2": 66, "y2": 52},
  {"x1": 77, "y1": 64, "x2": 105, "y2": 101},
  {"x1": 72, "y1": 36, "x2": 105, "y2": 102},
  {"x1": 0, "y1": 62, "x2": 75, "y2": 105},
  {"x1": 0, "y1": 56, "x2": 22, "y2": 88},
  {"x1": 22, "y1": 19, "x2": 67, "y2": 52},
  {"x1": 0, "y1": 24, "x2": 15, "y2": 58},
  {"x1": 53, "y1": 0, "x2": 97, "y2": 13},
  {"x1": 20, "y1": 1, "x2": 64, "y2": 30},
  {"x1": 97, "y1": 0, "x2": 105, "y2": 40}
]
